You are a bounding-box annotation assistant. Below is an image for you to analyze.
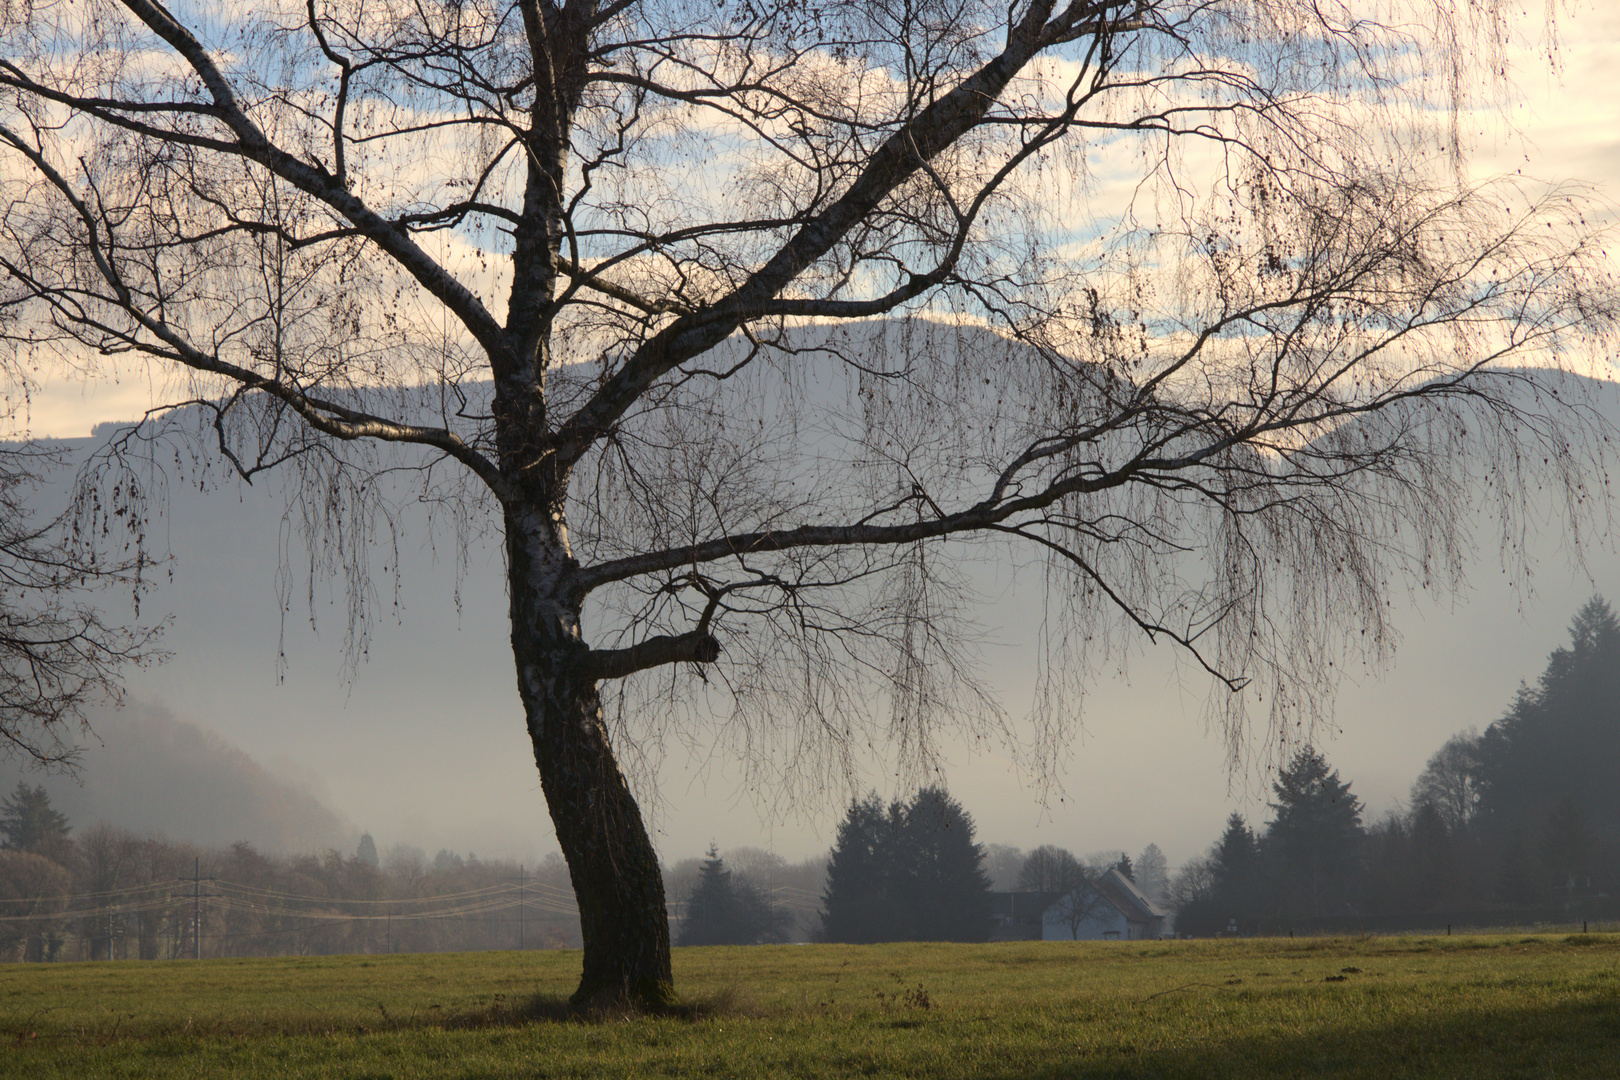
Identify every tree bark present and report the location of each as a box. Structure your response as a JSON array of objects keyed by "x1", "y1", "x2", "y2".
[{"x1": 505, "y1": 505, "x2": 675, "y2": 1008}]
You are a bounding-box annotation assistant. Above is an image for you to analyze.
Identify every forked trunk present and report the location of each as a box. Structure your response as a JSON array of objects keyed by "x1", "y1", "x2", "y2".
[{"x1": 506, "y1": 511, "x2": 674, "y2": 1008}]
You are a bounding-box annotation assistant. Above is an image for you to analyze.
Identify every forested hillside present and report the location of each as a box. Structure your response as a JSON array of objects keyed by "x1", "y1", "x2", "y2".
[{"x1": 1172, "y1": 597, "x2": 1620, "y2": 935}]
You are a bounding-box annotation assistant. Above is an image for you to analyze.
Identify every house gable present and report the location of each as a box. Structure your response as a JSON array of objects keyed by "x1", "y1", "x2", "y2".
[{"x1": 1041, "y1": 868, "x2": 1167, "y2": 941}]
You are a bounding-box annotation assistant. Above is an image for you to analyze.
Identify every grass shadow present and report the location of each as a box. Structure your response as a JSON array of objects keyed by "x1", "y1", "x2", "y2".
[
  {"x1": 439, "y1": 984, "x2": 763, "y2": 1030},
  {"x1": 972, "y1": 991, "x2": 1620, "y2": 1079}
]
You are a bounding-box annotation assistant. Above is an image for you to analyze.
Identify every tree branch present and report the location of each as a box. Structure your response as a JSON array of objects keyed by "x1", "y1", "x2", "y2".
[
  {"x1": 583, "y1": 630, "x2": 721, "y2": 681},
  {"x1": 549, "y1": 0, "x2": 1133, "y2": 467},
  {"x1": 0, "y1": 122, "x2": 513, "y2": 501},
  {"x1": 110, "y1": 0, "x2": 510, "y2": 362}
]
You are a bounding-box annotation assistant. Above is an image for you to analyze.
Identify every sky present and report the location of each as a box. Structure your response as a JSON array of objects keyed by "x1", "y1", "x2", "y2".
[{"x1": 7, "y1": 2, "x2": 1620, "y2": 875}]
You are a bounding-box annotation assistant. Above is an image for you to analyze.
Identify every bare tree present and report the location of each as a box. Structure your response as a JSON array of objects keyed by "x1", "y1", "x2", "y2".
[
  {"x1": 1048, "y1": 875, "x2": 1122, "y2": 939},
  {"x1": 983, "y1": 843, "x2": 1026, "y2": 892},
  {"x1": 1135, "y1": 843, "x2": 1168, "y2": 905},
  {"x1": 1165, "y1": 853, "x2": 1215, "y2": 930},
  {"x1": 1410, "y1": 729, "x2": 1483, "y2": 832},
  {"x1": 0, "y1": 445, "x2": 162, "y2": 768},
  {"x1": 1017, "y1": 844, "x2": 1084, "y2": 892},
  {"x1": 1033, "y1": 849, "x2": 1123, "y2": 939},
  {"x1": 1, "y1": 0, "x2": 1615, "y2": 1004}
]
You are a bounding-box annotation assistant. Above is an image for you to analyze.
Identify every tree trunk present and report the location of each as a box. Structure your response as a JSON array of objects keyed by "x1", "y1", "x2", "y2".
[
  {"x1": 527, "y1": 663, "x2": 674, "y2": 1007},
  {"x1": 506, "y1": 509, "x2": 675, "y2": 1008}
]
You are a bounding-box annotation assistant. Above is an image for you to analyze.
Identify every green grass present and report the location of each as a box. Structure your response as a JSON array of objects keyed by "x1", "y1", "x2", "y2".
[{"x1": 2, "y1": 933, "x2": 1618, "y2": 1078}]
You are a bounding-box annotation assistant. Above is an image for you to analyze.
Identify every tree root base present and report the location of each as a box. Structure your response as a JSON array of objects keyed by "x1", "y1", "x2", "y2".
[{"x1": 569, "y1": 976, "x2": 683, "y2": 1015}]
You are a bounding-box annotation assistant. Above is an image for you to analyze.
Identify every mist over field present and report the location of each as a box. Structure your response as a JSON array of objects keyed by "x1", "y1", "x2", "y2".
[
  {"x1": 0, "y1": 701, "x2": 352, "y2": 853},
  {"x1": 7, "y1": 363, "x2": 1616, "y2": 876}
]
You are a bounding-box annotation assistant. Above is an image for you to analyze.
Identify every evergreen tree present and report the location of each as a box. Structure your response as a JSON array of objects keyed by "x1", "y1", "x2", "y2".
[
  {"x1": 1476, "y1": 597, "x2": 1620, "y2": 847},
  {"x1": 820, "y1": 787, "x2": 992, "y2": 943},
  {"x1": 1409, "y1": 800, "x2": 1458, "y2": 909},
  {"x1": 1169, "y1": 817, "x2": 1262, "y2": 937},
  {"x1": 1264, "y1": 748, "x2": 1364, "y2": 918},
  {"x1": 1114, "y1": 853, "x2": 1135, "y2": 882},
  {"x1": 904, "y1": 787, "x2": 993, "y2": 942},
  {"x1": 1362, "y1": 812, "x2": 1417, "y2": 916},
  {"x1": 676, "y1": 846, "x2": 788, "y2": 946},
  {"x1": 818, "y1": 793, "x2": 908, "y2": 943},
  {"x1": 1496, "y1": 837, "x2": 1543, "y2": 906},
  {"x1": 0, "y1": 783, "x2": 71, "y2": 865},
  {"x1": 1210, "y1": 813, "x2": 1263, "y2": 930},
  {"x1": 356, "y1": 833, "x2": 379, "y2": 868},
  {"x1": 1540, "y1": 796, "x2": 1594, "y2": 885}
]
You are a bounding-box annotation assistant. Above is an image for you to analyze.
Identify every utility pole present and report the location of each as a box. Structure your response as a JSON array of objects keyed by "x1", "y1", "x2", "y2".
[{"x1": 177, "y1": 857, "x2": 214, "y2": 960}]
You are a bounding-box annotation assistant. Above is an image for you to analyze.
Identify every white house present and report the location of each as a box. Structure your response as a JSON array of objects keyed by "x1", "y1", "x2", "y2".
[{"x1": 1041, "y1": 867, "x2": 1166, "y2": 941}]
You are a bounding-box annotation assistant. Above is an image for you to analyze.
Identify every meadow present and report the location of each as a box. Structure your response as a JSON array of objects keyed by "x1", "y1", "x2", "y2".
[{"x1": 2, "y1": 932, "x2": 1617, "y2": 1078}]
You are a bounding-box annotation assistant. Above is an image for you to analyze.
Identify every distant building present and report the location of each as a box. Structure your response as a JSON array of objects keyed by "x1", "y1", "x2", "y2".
[
  {"x1": 1044, "y1": 867, "x2": 1167, "y2": 940},
  {"x1": 988, "y1": 891, "x2": 1066, "y2": 941},
  {"x1": 989, "y1": 868, "x2": 1167, "y2": 942}
]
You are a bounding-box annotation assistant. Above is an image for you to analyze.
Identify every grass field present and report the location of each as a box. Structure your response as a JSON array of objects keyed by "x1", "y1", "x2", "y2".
[{"x1": 2, "y1": 932, "x2": 1618, "y2": 1078}]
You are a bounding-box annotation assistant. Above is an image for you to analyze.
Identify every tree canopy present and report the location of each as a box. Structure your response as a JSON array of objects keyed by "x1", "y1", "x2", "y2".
[
  {"x1": 0, "y1": 782, "x2": 73, "y2": 866},
  {"x1": 1017, "y1": 845, "x2": 1085, "y2": 893},
  {"x1": 675, "y1": 846, "x2": 792, "y2": 947},
  {"x1": 1475, "y1": 598, "x2": 1620, "y2": 844},
  {"x1": 1265, "y1": 747, "x2": 1364, "y2": 918},
  {"x1": 819, "y1": 787, "x2": 992, "y2": 943}
]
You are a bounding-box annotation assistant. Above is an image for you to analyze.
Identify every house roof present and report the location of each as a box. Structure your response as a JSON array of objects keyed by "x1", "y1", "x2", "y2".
[
  {"x1": 1094, "y1": 867, "x2": 1166, "y2": 922},
  {"x1": 988, "y1": 891, "x2": 1067, "y2": 922},
  {"x1": 993, "y1": 870, "x2": 1167, "y2": 928}
]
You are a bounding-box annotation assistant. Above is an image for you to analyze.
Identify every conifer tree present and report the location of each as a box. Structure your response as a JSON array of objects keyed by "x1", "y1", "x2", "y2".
[
  {"x1": 1496, "y1": 838, "x2": 1543, "y2": 906},
  {"x1": 1539, "y1": 797, "x2": 1595, "y2": 886},
  {"x1": 1265, "y1": 749, "x2": 1364, "y2": 918},
  {"x1": 676, "y1": 846, "x2": 788, "y2": 947},
  {"x1": 0, "y1": 783, "x2": 72, "y2": 865},
  {"x1": 819, "y1": 794, "x2": 909, "y2": 944},
  {"x1": 1211, "y1": 813, "x2": 1263, "y2": 930},
  {"x1": 1476, "y1": 597, "x2": 1620, "y2": 845},
  {"x1": 820, "y1": 788, "x2": 991, "y2": 943},
  {"x1": 905, "y1": 787, "x2": 994, "y2": 943},
  {"x1": 1408, "y1": 800, "x2": 1458, "y2": 909}
]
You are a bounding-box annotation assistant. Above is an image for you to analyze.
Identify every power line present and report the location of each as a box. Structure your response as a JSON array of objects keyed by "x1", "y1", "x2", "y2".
[{"x1": 178, "y1": 857, "x2": 214, "y2": 961}]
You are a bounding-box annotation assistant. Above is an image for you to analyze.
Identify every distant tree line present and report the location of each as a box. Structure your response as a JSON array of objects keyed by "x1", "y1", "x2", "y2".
[
  {"x1": 1170, "y1": 596, "x2": 1620, "y2": 935},
  {"x1": 665, "y1": 847, "x2": 828, "y2": 945},
  {"x1": 0, "y1": 774, "x2": 1179, "y2": 958},
  {"x1": 0, "y1": 794, "x2": 590, "y2": 961},
  {"x1": 666, "y1": 787, "x2": 1172, "y2": 947},
  {"x1": 0, "y1": 782, "x2": 848, "y2": 962}
]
